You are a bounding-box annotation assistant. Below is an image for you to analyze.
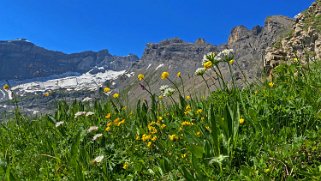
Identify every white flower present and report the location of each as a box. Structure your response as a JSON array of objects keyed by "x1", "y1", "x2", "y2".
[
  {"x1": 160, "y1": 85, "x2": 170, "y2": 92},
  {"x1": 82, "y1": 97, "x2": 92, "y2": 102},
  {"x1": 87, "y1": 126, "x2": 99, "y2": 133},
  {"x1": 163, "y1": 87, "x2": 176, "y2": 97},
  {"x1": 74, "y1": 111, "x2": 86, "y2": 118},
  {"x1": 195, "y1": 68, "x2": 206, "y2": 76},
  {"x1": 86, "y1": 112, "x2": 95, "y2": 117},
  {"x1": 215, "y1": 49, "x2": 234, "y2": 61},
  {"x1": 92, "y1": 155, "x2": 104, "y2": 163},
  {"x1": 92, "y1": 133, "x2": 103, "y2": 141},
  {"x1": 55, "y1": 121, "x2": 64, "y2": 127}
]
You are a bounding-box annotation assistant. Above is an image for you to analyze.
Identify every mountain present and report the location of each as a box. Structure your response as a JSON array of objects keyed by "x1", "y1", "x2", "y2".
[{"x1": 0, "y1": 39, "x2": 138, "y2": 80}]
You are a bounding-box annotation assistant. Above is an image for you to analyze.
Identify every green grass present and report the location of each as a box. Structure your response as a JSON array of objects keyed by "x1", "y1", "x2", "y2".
[{"x1": 1, "y1": 60, "x2": 321, "y2": 180}]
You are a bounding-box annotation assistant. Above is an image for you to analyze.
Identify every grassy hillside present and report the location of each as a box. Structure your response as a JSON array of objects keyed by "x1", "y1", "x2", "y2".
[{"x1": 1, "y1": 52, "x2": 321, "y2": 180}]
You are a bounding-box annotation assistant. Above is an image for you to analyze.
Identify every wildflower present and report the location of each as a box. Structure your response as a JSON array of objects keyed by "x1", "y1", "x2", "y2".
[
  {"x1": 163, "y1": 87, "x2": 175, "y2": 97},
  {"x1": 113, "y1": 93, "x2": 119, "y2": 98},
  {"x1": 185, "y1": 95, "x2": 191, "y2": 100},
  {"x1": 123, "y1": 162, "x2": 129, "y2": 169},
  {"x1": 82, "y1": 97, "x2": 92, "y2": 102},
  {"x1": 43, "y1": 92, "x2": 50, "y2": 97},
  {"x1": 239, "y1": 118, "x2": 245, "y2": 125},
  {"x1": 169, "y1": 134, "x2": 179, "y2": 141},
  {"x1": 215, "y1": 49, "x2": 234, "y2": 61},
  {"x1": 147, "y1": 141, "x2": 153, "y2": 148},
  {"x1": 195, "y1": 68, "x2": 206, "y2": 76},
  {"x1": 74, "y1": 111, "x2": 86, "y2": 118},
  {"x1": 135, "y1": 134, "x2": 140, "y2": 140},
  {"x1": 195, "y1": 131, "x2": 202, "y2": 137},
  {"x1": 157, "y1": 116, "x2": 163, "y2": 121},
  {"x1": 86, "y1": 112, "x2": 95, "y2": 117},
  {"x1": 293, "y1": 57, "x2": 299, "y2": 63},
  {"x1": 138, "y1": 74, "x2": 144, "y2": 81},
  {"x1": 160, "y1": 124, "x2": 166, "y2": 129},
  {"x1": 113, "y1": 118, "x2": 120, "y2": 125},
  {"x1": 92, "y1": 155, "x2": 104, "y2": 164},
  {"x1": 268, "y1": 82, "x2": 274, "y2": 88},
  {"x1": 106, "y1": 121, "x2": 112, "y2": 127},
  {"x1": 151, "y1": 136, "x2": 157, "y2": 142},
  {"x1": 205, "y1": 126, "x2": 211, "y2": 132},
  {"x1": 158, "y1": 95, "x2": 163, "y2": 100},
  {"x1": 142, "y1": 134, "x2": 152, "y2": 142},
  {"x1": 105, "y1": 126, "x2": 111, "y2": 132},
  {"x1": 117, "y1": 119, "x2": 125, "y2": 126},
  {"x1": 229, "y1": 59, "x2": 235, "y2": 65},
  {"x1": 148, "y1": 125, "x2": 158, "y2": 134},
  {"x1": 160, "y1": 85, "x2": 170, "y2": 92},
  {"x1": 201, "y1": 117, "x2": 205, "y2": 121},
  {"x1": 202, "y1": 52, "x2": 216, "y2": 63},
  {"x1": 203, "y1": 61, "x2": 213, "y2": 69},
  {"x1": 87, "y1": 126, "x2": 99, "y2": 133},
  {"x1": 181, "y1": 121, "x2": 193, "y2": 126},
  {"x1": 92, "y1": 133, "x2": 103, "y2": 141},
  {"x1": 103, "y1": 87, "x2": 111, "y2": 93},
  {"x1": 181, "y1": 153, "x2": 187, "y2": 159},
  {"x1": 3, "y1": 84, "x2": 9, "y2": 90},
  {"x1": 55, "y1": 121, "x2": 64, "y2": 127},
  {"x1": 177, "y1": 71, "x2": 181, "y2": 77},
  {"x1": 161, "y1": 71, "x2": 169, "y2": 80},
  {"x1": 105, "y1": 113, "x2": 111, "y2": 119},
  {"x1": 122, "y1": 106, "x2": 127, "y2": 110},
  {"x1": 196, "y1": 109, "x2": 203, "y2": 114},
  {"x1": 184, "y1": 105, "x2": 192, "y2": 115}
]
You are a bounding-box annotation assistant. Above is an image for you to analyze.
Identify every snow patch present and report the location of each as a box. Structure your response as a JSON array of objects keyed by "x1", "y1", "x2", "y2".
[{"x1": 12, "y1": 70, "x2": 126, "y2": 94}]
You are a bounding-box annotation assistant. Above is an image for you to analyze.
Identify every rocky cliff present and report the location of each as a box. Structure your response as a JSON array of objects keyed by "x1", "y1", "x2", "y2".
[
  {"x1": 0, "y1": 39, "x2": 138, "y2": 80},
  {"x1": 264, "y1": 0, "x2": 321, "y2": 72}
]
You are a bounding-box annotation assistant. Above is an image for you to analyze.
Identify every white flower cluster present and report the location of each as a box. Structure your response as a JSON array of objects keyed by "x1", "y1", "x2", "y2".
[
  {"x1": 92, "y1": 155, "x2": 104, "y2": 163},
  {"x1": 92, "y1": 133, "x2": 103, "y2": 141},
  {"x1": 195, "y1": 68, "x2": 206, "y2": 76},
  {"x1": 87, "y1": 126, "x2": 99, "y2": 133},
  {"x1": 215, "y1": 49, "x2": 234, "y2": 61},
  {"x1": 74, "y1": 111, "x2": 95, "y2": 118},
  {"x1": 202, "y1": 52, "x2": 216, "y2": 65},
  {"x1": 55, "y1": 121, "x2": 64, "y2": 128},
  {"x1": 160, "y1": 85, "x2": 175, "y2": 97}
]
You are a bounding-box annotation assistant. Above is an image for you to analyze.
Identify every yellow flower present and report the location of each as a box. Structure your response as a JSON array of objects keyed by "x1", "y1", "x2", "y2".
[
  {"x1": 142, "y1": 134, "x2": 152, "y2": 142},
  {"x1": 169, "y1": 134, "x2": 179, "y2": 141},
  {"x1": 268, "y1": 82, "x2": 274, "y2": 88},
  {"x1": 106, "y1": 122, "x2": 112, "y2": 127},
  {"x1": 151, "y1": 136, "x2": 157, "y2": 142},
  {"x1": 239, "y1": 118, "x2": 245, "y2": 125},
  {"x1": 138, "y1": 74, "x2": 144, "y2": 81},
  {"x1": 196, "y1": 109, "x2": 203, "y2": 114},
  {"x1": 160, "y1": 124, "x2": 166, "y2": 129},
  {"x1": 103, "y1": 87, "x2": 111, "y2": 93},
  {"x1": 161, "y1": 72, "x2": 169, "y2": 80},
  {"x1": 147, "y1": 141, "x2": 152, "y2": 148},
  {"x1": 43, "y1": 92, "x2": 50, "y2": 97},
  {"x1": 158, "y1": 95, "x2": 163, "y2": 100},
  {"x1": 185, "y1": 95, "x2": 191, "y2": 100},
  {"x1": 123, "y1": 162, "x2": 129, "y2": 170},
  {"x1": 181, "y1": 153, "x2": 187, "y2": 158},
  {"x1": 113, "y1": 93, "x2": 119, "y2": 98},
  {"x1": 122, "y1": 106, "x2": 127, "y2": 110},
  {"x1": 113, "y1": 118, "x2": 120, "y2": 125},
  {"x1": 135, "y1": 134, "x2": 140, "y2": 140},
  {"x1": 3, "y1": 84, "x2": 9, "y2": 90},
  {"x1": 148, "y1": 125, "x2": 158, "y2": 134},
  {"x1": 229, "y1": 59, "x2": 235, "y2": 65},
  {"x1": 205, "y1": 126, "x2": 211, "y2": 132},
  {"x1": 181, "y1": 121, "x2": 193, "y2": 126},
  {"x1": 105, "y1": 126, "x2": 111, "y2": 132},
  {"x1": 293, "y1": 57, "x2": 299, "y2": 63},
  {"x1": 105, "y1": 113, "x2": 111, "y2": 119},
  {"x1": 177, "y1": 71, "x2": 181, "y2": 77},
  {"x1": 158, "y1": 116, "x2": 163, "y2": 121},
  {"x1": 195, "y1": 131, "x2": 202, "y2": 137},
  {"x1": 203, "y1": 61, "x2": 213, "y2": 69},
  {"x1": 117, "y1": 119, "x2": 125, "y2": 126}
]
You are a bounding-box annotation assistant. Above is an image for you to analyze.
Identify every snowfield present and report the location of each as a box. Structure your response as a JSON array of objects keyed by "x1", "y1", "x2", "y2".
[{"x1": 12, "y1": 70, "x2": 126, "y2": 95}]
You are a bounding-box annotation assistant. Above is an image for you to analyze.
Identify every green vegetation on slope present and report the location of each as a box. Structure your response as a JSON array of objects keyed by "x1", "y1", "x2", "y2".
[{"x1": 1, "y1": 52, "x2": 321, "y2": 180}]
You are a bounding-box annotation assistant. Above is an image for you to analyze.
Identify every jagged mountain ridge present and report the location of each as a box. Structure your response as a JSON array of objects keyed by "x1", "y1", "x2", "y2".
[{"x1": 0, "y1": 39, "x2": 139, "y2": 80}]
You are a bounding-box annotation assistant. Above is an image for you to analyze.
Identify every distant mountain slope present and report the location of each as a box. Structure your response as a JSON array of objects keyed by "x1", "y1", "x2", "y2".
[{"x1": 0, "y1": 39, "x2": 138, "y2": 80}]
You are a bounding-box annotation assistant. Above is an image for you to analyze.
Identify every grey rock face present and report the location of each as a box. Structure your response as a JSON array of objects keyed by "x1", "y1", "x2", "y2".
[{"x1": 0, "y1": 39, "x2": 139, "y2": 80}]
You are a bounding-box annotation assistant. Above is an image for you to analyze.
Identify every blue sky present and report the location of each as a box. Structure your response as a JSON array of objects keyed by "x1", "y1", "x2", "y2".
[{"x1": 0, "y1": 0, "x2": 315, "y2": 57}]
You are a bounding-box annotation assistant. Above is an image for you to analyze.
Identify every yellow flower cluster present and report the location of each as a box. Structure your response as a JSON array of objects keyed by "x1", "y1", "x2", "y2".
[
  {"x1": 203, "y1": 61, "x2": 213, "y2": 69},
  {"x1": 181, "y1": 121, "x2": 193, "y2": 126},
  {"x1": 105, "y1": 116, "x2": 125, "y2": 132},
  {"x1": 268, "y1": 82, "x2": 274, "y2": 88},
  {"x1": 184, "y1": 105, "x2": 192, "y2": 115},
  {"x1": 196, "y1": 109, "x2": 203, "y2": 114},
  {"x1": 169, "y1": 134, "x2": 179, "y2": 141},
  {"x1": 138, "y1": 74, "x2": 144, "y2": 81}
]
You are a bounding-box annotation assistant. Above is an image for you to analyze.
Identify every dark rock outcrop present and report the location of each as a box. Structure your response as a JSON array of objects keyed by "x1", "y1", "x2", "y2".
[{"x1": 0, "y1": 39, "x2": 138, "y2": 80}]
